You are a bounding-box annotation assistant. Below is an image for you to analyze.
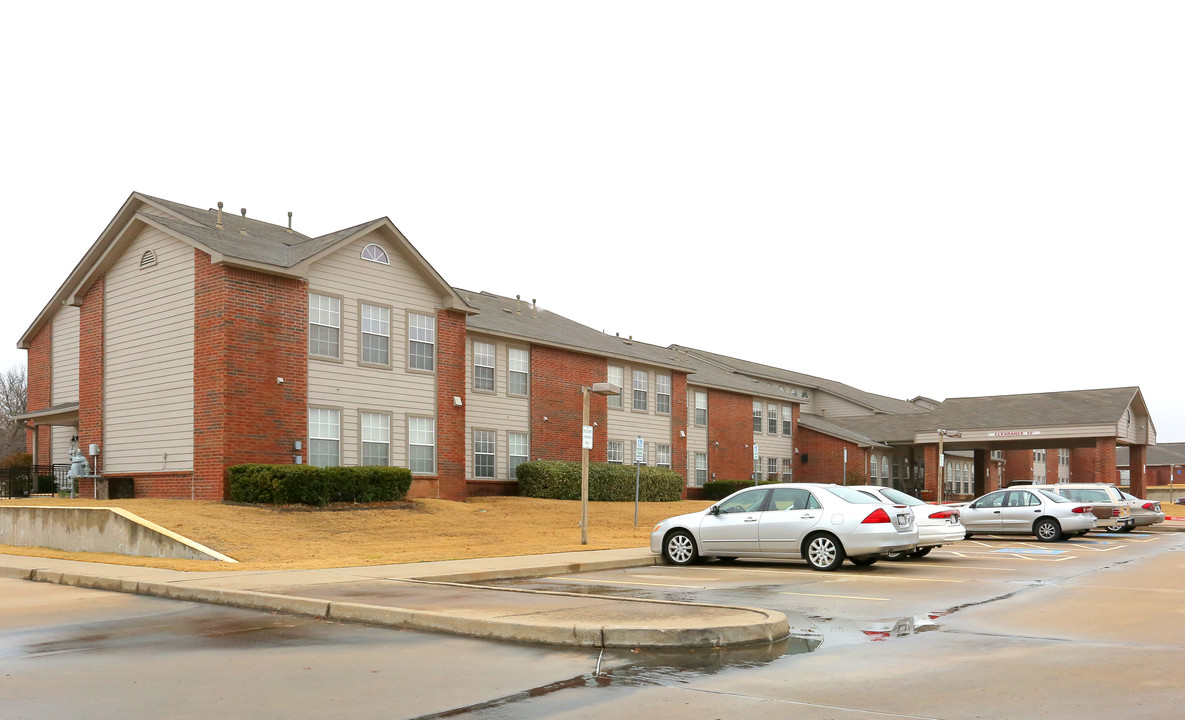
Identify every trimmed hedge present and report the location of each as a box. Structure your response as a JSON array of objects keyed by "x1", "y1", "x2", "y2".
[
  {"x1": 228, "y1": 464, "x2": 412, "y2": 506},
  {"x1": 701, "y1": 479, "x2": 779, "y2": 500},
  {"x1": 516, "y1": 460, "x2": 684, "y2": 502}
]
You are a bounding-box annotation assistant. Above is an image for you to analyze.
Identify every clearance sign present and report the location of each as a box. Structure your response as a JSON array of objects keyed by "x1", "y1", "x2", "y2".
[{"x1": 988, "y1": 430, "x2": 1042, "y2": 437}]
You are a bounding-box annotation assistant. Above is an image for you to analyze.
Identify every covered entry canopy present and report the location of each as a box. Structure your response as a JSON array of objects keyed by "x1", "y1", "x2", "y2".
[{"x1": 825, "y1": 387, "x2": 1156, "y2": 496}]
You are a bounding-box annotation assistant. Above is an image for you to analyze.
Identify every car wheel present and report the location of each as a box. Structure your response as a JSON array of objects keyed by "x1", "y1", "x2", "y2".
[
  {"x1": 849, "y1": 556, "x2": 879, "y2": 567},
  {"x1": 885, "y1": 550, "x2": 909, "y2": 561},
  {"x1": 909, "y1": 547, "x2": 933, "y2": 558},
  {"x1": 662, "y1": 530, "x2": 698, "y2": 566},
  {"x1": 1119, "y1": 525, "x2": 1134, "y2": 533},
  {"x1": 1105, "y1": 521, "x2": 1126, "y2": 532},
  {"x1": 803, "y1": 533, "x2": 846, "y2": 571},
  {"x1": 1034, "y1": 518, "x2": 1062, "y2": 542}
]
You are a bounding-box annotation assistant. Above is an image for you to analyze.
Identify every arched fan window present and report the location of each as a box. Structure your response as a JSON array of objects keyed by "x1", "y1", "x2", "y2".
[{"x1": 361, "y1": 243, "x2": 389, "y2": 264}]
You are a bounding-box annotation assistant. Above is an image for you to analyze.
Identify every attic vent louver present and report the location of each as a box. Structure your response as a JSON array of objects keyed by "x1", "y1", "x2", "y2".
[{"x1": 139, "y1": 250, "x2": 157, "y2": 268}]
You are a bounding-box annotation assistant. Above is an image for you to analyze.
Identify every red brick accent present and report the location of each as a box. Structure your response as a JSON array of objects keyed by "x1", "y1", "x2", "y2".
[
  {"x1": 1128, "y1": 444, "x2": 1147, "y2": 497},
  {"x1": 435, "y1": 309, "x2": 468, "y2": 501},
  {"x1": 671, "y1": 372, "x2": 688, "y2": 485},
  {"x1": 1071, "y1": 446, "x2": 1096, "y2": 482},
  {"x1": 1045, "y1": 448, "x2": 1060, "y2": 482},
  {"x1": 25, "y1": 323, "x2": 52, "y2": 464},
  {"x1": 78, "y1": 278, "x2": 104, "y2": 475},
  {"x1": 1003, "y1": 449, "x2": 1034, "y2": 485},
  {"x1": 529, "y1": 346, "x2": 608, "y2": 463},
  {"x1": 465, "y1": 479, "x2": 517, "y2": 497},
  {"x1": 191, "y1": 251, "x2": 308, "y2": 500},
  {"x1": 796, "y1": 424, "x2": 864, "y2": 484},
  {"x1": 1093, "y1": 437, "x2": 1117, "y2": 488},
  {"x1": 706, "y1": 389, "x2": 755, "y2": 480}
]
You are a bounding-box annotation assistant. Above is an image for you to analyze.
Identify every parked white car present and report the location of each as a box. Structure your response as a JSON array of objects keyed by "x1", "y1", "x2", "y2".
[
  {"x1": 650, "y1": 483, "x2": 919, "y2": 571},
  {"x1": 959, "y1": 487, "x2": 1096, "y2": 541},
  {"x1": 850, "y1": 485, "x2": 965, "y2": 559},
  {"x1": 1119, "y1": 491, "x2": 1166, "y2": 528}
]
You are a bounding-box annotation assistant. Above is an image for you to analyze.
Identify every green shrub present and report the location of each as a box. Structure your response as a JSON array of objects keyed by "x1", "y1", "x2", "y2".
[
  {"x1": 37, "y1": 474, "x2": 58, "y2": 493},
  {"x1": 228, "y1": 464, "x2": 412, "y2": 506},
  {"x1": 516, "y1": 460, "x2": 684, "y2": 502},
  {"x1": 701, "y1": 479, "x2": 779, "y2": 500}
]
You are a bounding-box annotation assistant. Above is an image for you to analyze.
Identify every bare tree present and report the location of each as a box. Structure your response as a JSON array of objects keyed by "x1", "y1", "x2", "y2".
[{"x1": 0, "y1": 363, "x2": 28, "y2": 462}]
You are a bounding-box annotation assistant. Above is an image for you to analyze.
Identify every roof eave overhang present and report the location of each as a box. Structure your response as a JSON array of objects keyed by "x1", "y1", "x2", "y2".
[
  {"x1": 467, "y1": 327, "x2": 689, "y2": 373},
  {"x1": 15, "y1": 404, "x2": 80, "y2": 426}
]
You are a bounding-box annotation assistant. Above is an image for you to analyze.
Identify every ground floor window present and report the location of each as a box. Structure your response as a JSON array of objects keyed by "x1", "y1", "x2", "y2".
[
  {"x1": 509, "y1": 432, "x2": 528, "y2": 478},
  {"x1": 695, "y1": 453, "x2": 707, "y2": 485},
  {"x1": 409, "y1": 417, "x2": 436, "y2": 475},
  {"x1": 608, "y1": 441, "x2": 623, "y2": 464},
  {"x1": 782, "y1": 458, "x2": 792, "y2": 482},
  {"x1": 656, "y1": 444, "x2": 671, "y2": 469},
  {"x1": 767, "y1": 457, "x2": 778, "y2": 481},
  {"x1": 361, "y1": 412, "x2": 390, "y2": 466},
  {"x1": 473, "y1": 429, "x2": 495, "y2": 478},
  {"x1": 309, "y1": 408, "x2": 340, "y2": 467}
]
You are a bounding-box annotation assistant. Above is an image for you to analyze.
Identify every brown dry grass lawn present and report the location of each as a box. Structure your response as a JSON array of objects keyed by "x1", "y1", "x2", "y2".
[{"x1": 0, "y1": 496, "x2": 713, "y2": 572}]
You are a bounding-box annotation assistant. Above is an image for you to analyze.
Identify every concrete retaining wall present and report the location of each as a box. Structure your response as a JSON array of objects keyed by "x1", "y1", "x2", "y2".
[{"x1": 0, "y1": 506, "x2": 235, "y2": 562}]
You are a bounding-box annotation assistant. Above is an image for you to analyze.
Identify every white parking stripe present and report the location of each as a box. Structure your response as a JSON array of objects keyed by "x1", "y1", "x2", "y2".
[{"x1": 780, "y1": 591, "x2": 890, "y2": 601}]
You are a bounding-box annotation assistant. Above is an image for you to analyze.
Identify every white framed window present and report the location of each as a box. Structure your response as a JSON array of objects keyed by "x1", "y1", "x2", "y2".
[
  {"x1": 632, "y1": 370, "x2": 648, "y2": 411},
  {"x1": 606, "y1": 369, "x2": 625, "y2": 407},
  {"x1": 870, "y1": 456, "x2": 879, "y2": 481},
  {"x1": 782, "y1": 458, "x2": 792, "y2": 481},
  {"x1": 607, "y1": 440, "x2": 624, "y2": 464},
  {"x1": 754, "y1": 456, "x2": 761, "y2": 479},
  {"x1": 508, "y1": 348, "x2": 529, "y2": 396},
  {"x1": 360, "y1": 303, "x2": 390, "y2": 366},
  {"x1": 767, "y1": 404, "x2": 777, "y2": 435},
  {"x1": 361, "y1": 412, "x2": 390, "y2": 466},
  {"x1": 473, "y1": 341, "x2": 495, "y2": 392},
  {"x1": 308, "y1": 408, "x2": 340, "y2": 467},
  {"x1": 656, "y1": 444, "x2": 671, "y2": 468},
  {"x1": 509, "y1": 432, "x2": 528, "y2": 478},
  {"x1": 753, "y1": 400, "x2": 763, "y2": 432},
  {"x1": 309, "y1": 293, "x2": 340, "y2": 359},
  {"x1": 881, "y1": 455, "x2": 891, "y2": 484},
  {"x1": 361, "y1": 243, "x2": 390, "y2": 264},
  {"x1": 782, "y1": 405, "x2": 793, "y2": 435},
  {"x1": 695, "y1": 453, "x2": 707, "y2": 485},
  {"x1": 656, "y1": 375, "x2": 671, "y2": 414},
  {"x1": 767, "y1": 457, "x2": 778, "y2": 481},
  {"x1": 408, "y1": 416, "x2": 436, "y2": 474},
  {"x1": 694, "y1": 391, "x2": 707, "y2": 426},
  {"x1": 408, "y1": 312, "x2": 435, "y2": 371},
  {"x1": 473, "y1": 429, "x2": 495, "y2": 479}
]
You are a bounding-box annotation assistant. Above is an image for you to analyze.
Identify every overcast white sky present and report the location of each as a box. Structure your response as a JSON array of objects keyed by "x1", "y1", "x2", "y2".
[{"x1": 3, "y1": 2, "x2": 1182, "y2": 439}]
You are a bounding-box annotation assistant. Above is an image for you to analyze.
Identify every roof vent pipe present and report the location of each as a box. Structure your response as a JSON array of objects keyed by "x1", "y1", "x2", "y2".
[
  {"x1": 216, "y1": 201, "x2": 224, "y2": 229},
  {"x1": 287, "y1": 211, "x2": 293, "y2": 233},
  {"x1": 240, "y1": 208, "x2": 247, "y2": 234},
  {"x1": 515, "y1": 295, "x2": 521, "y2": 315},
  {"x1": 531, "y1": 299, "x2": 537, "y2": 318}
]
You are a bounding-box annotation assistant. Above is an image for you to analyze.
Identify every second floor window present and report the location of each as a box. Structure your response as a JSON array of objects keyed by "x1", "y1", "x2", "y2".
[
  {"x1": 309, "y1": 293, "x2": 340, "y2": 359},
  {"x1": 633, "y1": 370, "x2": 648, "y2": 411},
  {"x1": 473, "y1": 342, "x2": 495, "y2": 391},
  {"x1": 694, "y1": 391, "x2": 708, "y2": 426},
  {"x1": 782, "y1": 405, "x2": 793, "y2": 435},
  {"x1": 508, "y1": 348, "x2": 529, "y2": 395},
  {"x1": 753, "y1": 401, "x2": 763, "y2": 432},
  {"x1": 360, "y1": 304, "x2": 390, "y2": 365},
  {"x1": 768, "y1": 404, "x2": 778, "y2": 435},
  {"x1": 607, "y1": 366, "x2": 623, "y2": 408},
  {"x1": 409, "y1": 313, "x2": 435, "y2": 371},
  {"x1": 656, "y1": 375, "x2": 671, "y2": 414}
]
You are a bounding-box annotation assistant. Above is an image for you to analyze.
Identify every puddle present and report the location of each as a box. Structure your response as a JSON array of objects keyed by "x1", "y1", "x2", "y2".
[{"x1": 802, "y1": 614, "x2": 940, "y2": 646}]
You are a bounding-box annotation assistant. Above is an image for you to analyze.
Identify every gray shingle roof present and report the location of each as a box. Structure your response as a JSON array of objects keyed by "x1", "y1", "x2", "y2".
[
  {"x1": 1116, "y1": 442, "x2": 1185, "y2": 467},
  {"x1": 826, "y1": 387, "x2": 1142, "y2": 444},
  {"x1": 797, "y1": 414, "x2": 889, "y2": 448},
  {"x1": 673, "y1": 345, "x2": 926, "y2": 415}
]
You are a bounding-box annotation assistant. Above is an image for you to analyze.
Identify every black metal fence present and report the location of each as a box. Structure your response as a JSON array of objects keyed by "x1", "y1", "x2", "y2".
[{"x1": 0, "y1": 465, "x2": 72, "y2": 499}]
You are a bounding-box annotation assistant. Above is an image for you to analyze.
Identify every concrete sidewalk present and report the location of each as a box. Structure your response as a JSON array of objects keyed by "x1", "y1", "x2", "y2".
[{"x1": 0, "y1": 548, "x2": 789, "y2": 649}]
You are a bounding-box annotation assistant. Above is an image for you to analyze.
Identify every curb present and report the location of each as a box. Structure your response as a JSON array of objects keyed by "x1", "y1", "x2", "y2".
[
  {"x1": 8, "y1": 562, "x2": 789, "y2": 649},
  {"x1": 408, "y1": 554, "x2": 661, "y2": 583}
]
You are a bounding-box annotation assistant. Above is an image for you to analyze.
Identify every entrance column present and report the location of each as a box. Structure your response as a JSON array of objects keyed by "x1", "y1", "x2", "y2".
[
  {"x1": 1129, "y1": 444, "x2": 1147, "y2": 497},
  {"x1": 922, "y1": 444, "x2": 939, "y2": 502},
  {"x1": 1092, "y1": 437, "x2": 1117, "y2": 487},
  {"x1": 973, "y1": 449, "x2": 988, "y2": 496}
]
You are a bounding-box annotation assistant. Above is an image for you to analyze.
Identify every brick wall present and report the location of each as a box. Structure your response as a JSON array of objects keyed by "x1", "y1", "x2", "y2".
[
  {"x1": 1071, "y1": 446, "x2": 1096, "y2": 482},
  {"x1": 436, "y1": 309, "x2": 468, "y2": 500},
  {"x1": 706, "y1": 389, "x2": 754, "y2": 480},
  {"x1": 1128, "y1": 444, "x2": 1147, "y2": 497},
  {"x1": 25, "y1": 323, "x2": 52, "y2": 464},
  {"x1": 78, "y1": 278, "x2": 104, "y2": 475},
  {"x1": 530, "y1": 346, "x2": 608, "y2": 463},
  {"x1": 1093, "y1": 437, "x2": 1117, "y2": 489},
  {"x1": 795, "y1": 424, "x2": 863, "y2": 484},
  {"x1": 1045, "y1": 449, "x2": 1060, "y2": 483},
  {"x1": 1003, "y1": 449, "x2": 1034, "y2": 485},
  {"x1": 192, "y1": 252, "x2": 308, "y2": 500},
  {"x1": 671, "y1": 372, "x2": 688, "y2": 482}
]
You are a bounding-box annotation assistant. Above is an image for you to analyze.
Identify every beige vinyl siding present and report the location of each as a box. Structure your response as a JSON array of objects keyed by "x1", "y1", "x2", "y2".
[
  {"x1": 685, "y1": 385, "x2": 709, "y2": 486},
  {"x1": 51, "y1": 305, "x2": 80, "y2": 406},
  {"x1": 607, "y1": 365, "x2": 671, "y2": 464},
  {"x1": 52, "y1": 425, "x2": 74, "y2": 465},
  {"x1": 805, "y1": 391, "x2": 874, "y2": 418},
  {"x1": 464, "y1": 335, "x2": 530, "y2": 479},
  {"x1": 104, "y1": 227, "x2": 194, "y2": 472},
  {"x1": 307, "y1": 231, "x2": 440, "y2": 468},
  {"x1": 752, "y1": 397, "x2": 794, "y2": 479}
]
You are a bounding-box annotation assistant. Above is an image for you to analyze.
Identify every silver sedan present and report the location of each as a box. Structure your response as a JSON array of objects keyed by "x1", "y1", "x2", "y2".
[
  {"x1": 650, "y1": 483, "x2": 919, "y2": 571},
  {"x1": 850, "y1": 485, "x2": 965, "y2": 559},
  {"x1": 959, "y1": 487, "x2": 1096, "y2": 541}
]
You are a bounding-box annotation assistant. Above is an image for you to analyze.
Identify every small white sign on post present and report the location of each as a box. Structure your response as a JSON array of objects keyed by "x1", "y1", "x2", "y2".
[
  {"x1": 635, "y1": 435, "x2": 645, "y2": 463},
  {"x1": 753, "y1": 444, "x2": 760, "y2": 460},
  {"x1": 582, "y1": 425, "x2": 594, "y2": 450}
]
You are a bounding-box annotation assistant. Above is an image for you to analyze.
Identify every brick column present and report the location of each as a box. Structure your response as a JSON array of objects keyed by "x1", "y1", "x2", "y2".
[
  {"x1": 671, "y1": 372, "x2": 688, "y2": 486},
  {"x1": 921, "y1": 444, "x2": 939, "y2": 502},
  {"x1": 1128, "y1": 444, "x2": 1146, "y2": 496},
  {"x1": 78, "y1": 278, "x2": 104, "y2": 483},
  {"x1": 1092, "y1": 438, "x2": 1117, "y2": 487},
  {"x1": 436, "y1": 310, "x2": 468, "y2": 501},
  {"x1": 707, "y1": 389, "x2": 753, "y2": 481},
  {"x1": 1003, "y1": 449, "x2": 1033, "y2": 485},
  {"x1": 1045, "y1": 449, "x2": 1059, "y2": 483},
  {"x1": 973, "y1": 449, "x2": 988, "y2": 496},
  {"x1": 1070, "y1": 447, "x2": 1095, "y2": 482}
]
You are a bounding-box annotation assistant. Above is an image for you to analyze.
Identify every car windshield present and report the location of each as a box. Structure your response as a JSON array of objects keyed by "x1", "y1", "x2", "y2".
[
  {"x1": 1063, "y1": 489, "x2": 1110, "y2": 503},
  {"x1": 1039, "y1": 490, "x2": 1070, "y2": 503},
  {"x1": 822, "y1": 486, "x2": 881, "y2": 504},
  {"x1": 876, "y1": 487, "x2": 925, "y2": 506}
]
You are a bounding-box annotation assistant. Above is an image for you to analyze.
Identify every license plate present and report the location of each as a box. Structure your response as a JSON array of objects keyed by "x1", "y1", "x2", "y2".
[{"x1": 896, "y1": 514, "x2": 910, "y2": 527}]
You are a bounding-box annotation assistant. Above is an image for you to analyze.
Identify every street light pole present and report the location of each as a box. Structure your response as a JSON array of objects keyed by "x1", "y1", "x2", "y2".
[
  {"x1": 580, "y1": 382, "x2": 621, "y2": 545},
  {"x1": 936, "y1": 429, "x2": 962, "y2": 504}
]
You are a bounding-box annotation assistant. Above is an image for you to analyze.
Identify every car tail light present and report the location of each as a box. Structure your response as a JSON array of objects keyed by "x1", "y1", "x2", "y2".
[
  {"x1": 929, "y1": 510, "x2": 959, "y2": 520},
  {"x1": 1142, "y1": 503, "x2": 1155, "y2": 511},
  {"x1": 862, "y1": 508, "x2": 892, "y2": 524},
  {"x1": 1111, "y1": 508, "x2": 1121, "y2": 517},
  {"x1": 1072, "y1": 505, "x2": 1093, "y2": 514}
]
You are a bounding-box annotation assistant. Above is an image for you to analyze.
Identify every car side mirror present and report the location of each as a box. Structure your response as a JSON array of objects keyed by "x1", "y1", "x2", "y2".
[{"x1": 709, "y1": 505, "x2": 720, "y2": 516}]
